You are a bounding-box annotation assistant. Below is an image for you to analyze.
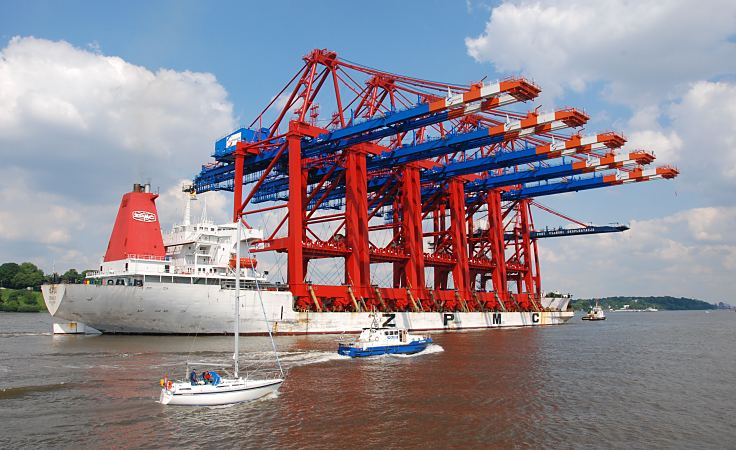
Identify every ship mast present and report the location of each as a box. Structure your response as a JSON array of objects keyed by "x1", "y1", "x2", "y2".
[{"x1": 233, "y1": 219, "x2": 241, "y2": 378}]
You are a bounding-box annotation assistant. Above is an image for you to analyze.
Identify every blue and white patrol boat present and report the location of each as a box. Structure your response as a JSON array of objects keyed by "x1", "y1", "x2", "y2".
[{"x1": 337, "y1": 315, "x2": 433, "y2": 357}]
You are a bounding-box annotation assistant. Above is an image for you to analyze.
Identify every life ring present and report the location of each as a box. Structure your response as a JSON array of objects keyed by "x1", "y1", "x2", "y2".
[{"x1": 166, "y1": 380, "x2": 173, "y2": 390}]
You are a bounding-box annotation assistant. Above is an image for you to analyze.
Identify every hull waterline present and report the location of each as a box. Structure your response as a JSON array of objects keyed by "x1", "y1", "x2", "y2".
[
  {"x1": 43, "y1": 283, "x2": 573, "y2": 335},
  {"x1": 160, "y1": 379, "x2": 283, "y2": 406}
]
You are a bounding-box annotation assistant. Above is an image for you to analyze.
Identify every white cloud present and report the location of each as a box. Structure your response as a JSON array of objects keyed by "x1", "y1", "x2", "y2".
[
  {"x1": 0, "y1": 36, "x2": 234, "y2": 177},
  {"x1": 626, "y1": 129, "x2": 683, "y2": 164},
  {"x1": 0, "y1": 168, "x2": 85, "y2": 245},
  {"x1": 669, "y1": 81, "x2": 736, "y2": 182},
  {"x1": 540, "y1": 206, "x2": 736, "y2": 302},
  {"x1": 465, "y1": 0, "x2": 736, "y2": 106},
  {"x1": 0, "y1": 36, "x2": 236, "y2": 272},
  {"x1": 622, "y1": 80, "x2": 736, "y2": 198}
]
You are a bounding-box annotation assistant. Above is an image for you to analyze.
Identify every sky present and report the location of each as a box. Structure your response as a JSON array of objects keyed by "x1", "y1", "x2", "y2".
[{"x1": 0, "y1": 0, "x2": 734, "y2": 302}]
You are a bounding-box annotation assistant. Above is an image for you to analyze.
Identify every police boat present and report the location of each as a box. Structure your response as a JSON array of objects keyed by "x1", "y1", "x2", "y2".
[{"x1": 337, "y1": 315, "x2": 433, "y2": 358}]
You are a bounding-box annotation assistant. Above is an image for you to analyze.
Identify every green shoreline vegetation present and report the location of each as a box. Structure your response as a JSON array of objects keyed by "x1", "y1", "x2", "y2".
[
  {"x1": 572, "y1": 296, "x2": 722, "y2": 311},
  {"x1": 0, "y1": 262, "x2": 87, "y2": 312},
  {"x1": 0, "y1": 288, "x2": 46, "y2": 312}
]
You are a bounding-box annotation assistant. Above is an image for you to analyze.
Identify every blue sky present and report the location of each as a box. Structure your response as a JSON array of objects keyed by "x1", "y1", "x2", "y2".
[
  {"x1": 2, "y1": 0, "x2": 490, "y2": 119},
  {"x1": 1, "y1": 1, "x2": 734, "y2": 302}
]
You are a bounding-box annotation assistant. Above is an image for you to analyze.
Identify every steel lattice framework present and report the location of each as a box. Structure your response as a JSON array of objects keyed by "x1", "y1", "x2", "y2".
[{"x1": 192, "y1": 49, "x2": 678, "y2": 313}]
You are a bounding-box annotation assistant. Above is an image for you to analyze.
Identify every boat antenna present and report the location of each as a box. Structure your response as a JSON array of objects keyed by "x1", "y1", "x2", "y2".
[
  {"x1": 245, "y1": 220, "x2": 285, "y2": 378},
  {"x1": 200, "y1": 196, "x2": 208, "y2": 223},
  {"x1": 182, "y1": 182, "x2": 196, "y2": 226}
]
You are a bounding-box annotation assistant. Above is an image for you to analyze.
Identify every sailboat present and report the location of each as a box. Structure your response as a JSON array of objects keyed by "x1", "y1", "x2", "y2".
[{"x1": 159, "y1": 220, "x2": 284, "y2": 406}]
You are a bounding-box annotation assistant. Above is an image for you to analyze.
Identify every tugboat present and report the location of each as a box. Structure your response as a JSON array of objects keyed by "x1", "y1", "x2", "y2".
[
  {"x1": 581, "y1": 300, "x2": 606, "y2": 321},
  {"x1": 338, "y1": 314, "x2": 433, "y2": 357}
]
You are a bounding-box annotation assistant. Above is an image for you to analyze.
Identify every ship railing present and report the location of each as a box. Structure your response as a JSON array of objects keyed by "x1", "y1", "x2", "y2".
[{"x1": 126, "y1": 254, "x2": 170, "y2": 261}]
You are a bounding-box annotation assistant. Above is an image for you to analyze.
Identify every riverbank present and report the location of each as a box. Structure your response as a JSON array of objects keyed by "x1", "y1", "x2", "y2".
[
  {"x1": 572, "y1": 296, "x2": 718, "y2": 311},
  {"x1": 0, "y1": 288, "x2": 46, "y2": 312}
]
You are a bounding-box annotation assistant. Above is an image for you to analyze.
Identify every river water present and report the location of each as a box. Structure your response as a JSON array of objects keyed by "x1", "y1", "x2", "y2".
[{"x1": 0, "y1": 311, "x2": 734, "y2": 449}]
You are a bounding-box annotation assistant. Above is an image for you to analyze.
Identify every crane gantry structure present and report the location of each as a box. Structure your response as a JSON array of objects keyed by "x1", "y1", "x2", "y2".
[{"x1": 192, "y1": 49, "x2": 678, "y2": 313}]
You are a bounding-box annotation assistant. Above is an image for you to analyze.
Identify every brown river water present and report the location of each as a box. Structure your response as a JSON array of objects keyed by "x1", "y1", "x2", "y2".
[{"x1": 0, "y1": 311, "x2": 734, "y2": 449}]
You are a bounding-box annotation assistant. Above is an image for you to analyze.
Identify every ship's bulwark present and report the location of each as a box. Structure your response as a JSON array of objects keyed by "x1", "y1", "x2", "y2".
[{"x1": 42, "y1": 284, "x2": 573, "y2": 335}]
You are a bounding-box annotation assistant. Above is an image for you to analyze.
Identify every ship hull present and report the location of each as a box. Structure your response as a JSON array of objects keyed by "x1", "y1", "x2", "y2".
[{"x1": 42, "y1": 283, "x2": 573, "y2": 335}]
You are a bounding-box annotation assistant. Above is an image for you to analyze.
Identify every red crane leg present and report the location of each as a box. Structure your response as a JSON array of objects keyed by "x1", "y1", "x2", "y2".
[
  {"x1": 433, "y1": 205, "x2": 450, "y2": 291},
  {"x1": 533, "y1": 237, "x2": 542, "y2": 297},
  {"x1": 401, "y1": 166, "x2": 425, "y2": 293},
  {"x1": 392, "y1": 202, "x2": 403, "y2": 288},
  {"x1": 233, "y1": 150, "x2": 244, "y2": 222},
  {"x1": 487, "y1": 190, "x2": 508, "y2": 309},
  {"x1": 287, "y1": 125, "x2": 306, "y2": 301},
  {"x1": 345, "y1": 148, "x2": 370, "y2": 296},
  {"x1": 529, "y1": 205, "x2": 542, "y2": 302},
  {"x1": 519, "y1": 199, "x2": 536, "y2": 310},
  {"x1": 448, "y1": 179, "x2": 470, "y2": 300}
]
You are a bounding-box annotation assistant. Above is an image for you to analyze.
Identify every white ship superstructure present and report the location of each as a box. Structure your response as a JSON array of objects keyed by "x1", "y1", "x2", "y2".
[{"x1": 42, "y1": 185, "x2": 573, "y2": 334}]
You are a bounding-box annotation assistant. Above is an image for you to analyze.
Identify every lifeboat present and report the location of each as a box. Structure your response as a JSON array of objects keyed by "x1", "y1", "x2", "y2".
[{"x1": 229, "y1": 257, "x2": 257, "y2": 269}]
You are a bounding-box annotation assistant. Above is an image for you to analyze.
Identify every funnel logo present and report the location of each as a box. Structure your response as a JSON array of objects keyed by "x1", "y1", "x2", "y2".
[{"x1": 132, "y1": 211, "x2": 157, "y2": 223}]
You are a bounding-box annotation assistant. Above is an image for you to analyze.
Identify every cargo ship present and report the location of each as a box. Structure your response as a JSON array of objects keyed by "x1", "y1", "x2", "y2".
[
  {"x1": 41, "y1": 49, "x2": 675, "y2": 335},
  {"x1": 41, "y1": 184, "x2": 573, "y2": 334}
]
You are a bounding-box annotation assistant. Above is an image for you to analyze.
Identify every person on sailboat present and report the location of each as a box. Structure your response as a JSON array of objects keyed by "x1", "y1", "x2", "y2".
[
  {"x1": 189, "y1": 369, "x2": 198, "y2": 386},
  {"x1": 209, "y1": 371, "x2": 222, "y2": 386}
]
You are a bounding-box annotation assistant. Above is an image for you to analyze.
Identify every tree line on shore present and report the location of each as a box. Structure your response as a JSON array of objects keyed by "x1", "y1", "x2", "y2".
[
  {"x1": 572, "y1": 296, "x2": 718, "y2": 311},
  {"x1": 0, "y1": 262, "x2": 89, "y2": 290},
  {"x1": 0, "y1": 261, "x2": 89, "y2": 312}
]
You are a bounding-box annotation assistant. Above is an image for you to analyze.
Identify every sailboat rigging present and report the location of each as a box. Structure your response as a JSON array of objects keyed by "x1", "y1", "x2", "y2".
[{"x1": 159, "y1": 220, "x2": 284, "y2": 406}]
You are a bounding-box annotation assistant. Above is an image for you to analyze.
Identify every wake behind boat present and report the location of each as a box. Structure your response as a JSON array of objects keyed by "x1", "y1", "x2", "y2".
[{"x1": 338, "y1": 314, "x2": 433, "y2": 357}]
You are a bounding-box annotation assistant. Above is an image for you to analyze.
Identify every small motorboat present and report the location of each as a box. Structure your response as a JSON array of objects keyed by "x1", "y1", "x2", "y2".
[
  {"x1": 581, "y1": 300, "x2": 606, "y2": 321},
  {"x1": 338, "y1": 315, "x2": 432, "y2": 358}
]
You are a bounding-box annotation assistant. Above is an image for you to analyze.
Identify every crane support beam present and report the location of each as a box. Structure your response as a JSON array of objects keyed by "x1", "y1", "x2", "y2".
[
  {"x1": 510, "y1": 225, "x2": 629, "y2": 239},
  {"x1": 243, "y1": 115, "x2": 602, "y2": 206},
  {"x1": 370, "y1": 108, "x2": 588, "y2": 169},
  {"x1": 501, "y1": 167, "x2": 679, "y2": 200},
  {"x1": 466, "y1": 151, "x2": 655, "y2": 192},
  {"x1": 345, "y1": 147, "x2": 371, "y2": 294},
  {"x1": 301, "y1": 79, "x2": 540, "y2": 157},
  {"x1": 286, "y1": 127, "x2": 306, "y2": 298},
  {"x1": 192, "y1": 49, "x2": 680, "y2": 313}
]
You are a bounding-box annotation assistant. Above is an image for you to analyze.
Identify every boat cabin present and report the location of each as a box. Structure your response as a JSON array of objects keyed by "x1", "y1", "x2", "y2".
[{"x1": 357, "y1": 327, "x2": 409, "y2": 343}]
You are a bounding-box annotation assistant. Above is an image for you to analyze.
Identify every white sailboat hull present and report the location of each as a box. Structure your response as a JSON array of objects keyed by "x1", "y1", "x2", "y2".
[
  {"x1": 42, "y1": 283, "x2": 573, "y2": 335},
  {"x1": 160, "y1": 378, "x2": 283, "y2": 406}
]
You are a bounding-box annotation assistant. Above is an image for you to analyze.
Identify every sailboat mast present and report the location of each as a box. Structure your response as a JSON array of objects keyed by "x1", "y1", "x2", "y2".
[{"x1": 234, "y1": 219, "x2": 241, "y2": 378}]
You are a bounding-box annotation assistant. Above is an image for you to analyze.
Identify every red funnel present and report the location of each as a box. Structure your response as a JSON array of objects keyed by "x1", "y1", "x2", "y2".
[{"x1": 103, "y1": 184, "x2": 165, "y2": 262}]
